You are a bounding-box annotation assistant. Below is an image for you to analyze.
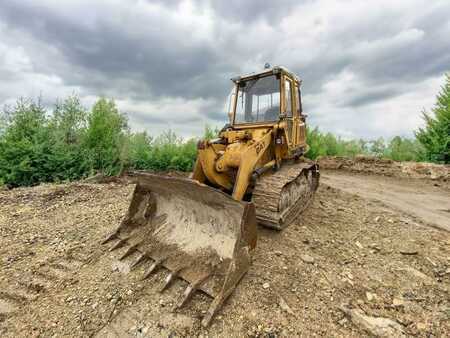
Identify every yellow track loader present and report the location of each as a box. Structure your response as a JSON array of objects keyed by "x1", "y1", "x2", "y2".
[{"x1": 103, "y1": 65, "x2": 319, "y2": 326}]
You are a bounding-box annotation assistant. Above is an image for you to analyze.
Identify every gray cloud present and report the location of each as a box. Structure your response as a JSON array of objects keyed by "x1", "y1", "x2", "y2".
[
  {"x1": 208, "y1": 0, "x2": 302, "y2": 24},
  {"x1": 0, "y1": 0, "x2": 449, "y2": 138}
]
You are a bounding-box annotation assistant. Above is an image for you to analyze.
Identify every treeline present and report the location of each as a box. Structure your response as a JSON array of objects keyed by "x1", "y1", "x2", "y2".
[
  {"x1": 306, "y1": 128, "x2": 425, "y2": 162},
  {"x1": 0, "y1": 74, "x2": 448, "y2": 187},
  {"x1": 0, "y1": 96, "x2": 204, "y2": 187}
]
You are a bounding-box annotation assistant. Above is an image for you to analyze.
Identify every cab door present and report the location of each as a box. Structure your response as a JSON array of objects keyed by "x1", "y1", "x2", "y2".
[
  {"x1": 282, "y1": 76, "x2": 295, "y2": 146},
  {"x1": 293, "y1": 82, "x2": 307, "y2": 147}
]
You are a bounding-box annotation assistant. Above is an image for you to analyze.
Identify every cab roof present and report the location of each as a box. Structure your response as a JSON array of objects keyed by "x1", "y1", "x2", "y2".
[{"x1": 231, "y1": 66, "x2": 301, "y2": 83}]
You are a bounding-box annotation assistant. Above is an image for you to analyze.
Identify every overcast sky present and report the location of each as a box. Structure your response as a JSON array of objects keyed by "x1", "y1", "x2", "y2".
[{"x1": 0, "y1": 0, "x2": 449, "y2": 139}]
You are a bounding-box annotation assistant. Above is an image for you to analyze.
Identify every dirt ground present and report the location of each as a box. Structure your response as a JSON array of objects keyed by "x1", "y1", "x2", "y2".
[
  {"x1": 322, "y1": 171, "x2": 450, "y2": 232},
  {"x1": 0, "y1": 168, "x2": 449, "y2": 337}
]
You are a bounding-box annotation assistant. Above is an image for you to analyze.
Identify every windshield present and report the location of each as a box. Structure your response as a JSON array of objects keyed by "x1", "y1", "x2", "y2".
[{"x1": 234, "y1": 75, "x2": 280, "y2": 124}]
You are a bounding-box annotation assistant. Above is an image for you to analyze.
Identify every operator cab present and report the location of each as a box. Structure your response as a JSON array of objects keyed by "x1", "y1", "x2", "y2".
[
  {"x1": 227, "y1": 66, "x2": 303, "y2": 127},
  {"x1": 224, "y1": 65, "x2": 307, "y2": 151}
]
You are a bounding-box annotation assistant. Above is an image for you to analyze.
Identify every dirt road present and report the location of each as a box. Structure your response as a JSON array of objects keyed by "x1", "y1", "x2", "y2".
[
  {"x1": 321, "y1": 171, "x2": 450, "y2": 232},
  {"x1": 0, "y1": 172, "x2": 449, "y2": 337}
]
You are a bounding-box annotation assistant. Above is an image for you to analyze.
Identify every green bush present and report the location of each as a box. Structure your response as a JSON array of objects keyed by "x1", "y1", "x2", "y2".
[
  {"x1": 144, "y1": 130, "x2": 197, "y2": 171},
  {"x1": 47, "y1": 95, "x2": 91, "y2": 181},
  {"x1": 127, "y1": 132, "x2": 153, "y2": 170},
  {"x1": 306, "y1": 127, "x2": 367, "y2": 159},
  {"x1": 384, "y1": 136, "x2": 425, "y2": 162},
  {"x1": 82, "y1": 97, "x2": 129, "y2": 175},
  {"x1": 416, "y1": 73, "x2": 450, "y2": 164},
  {"x1": 0, "y1": 98, "x2": 52, "y2": 187}
]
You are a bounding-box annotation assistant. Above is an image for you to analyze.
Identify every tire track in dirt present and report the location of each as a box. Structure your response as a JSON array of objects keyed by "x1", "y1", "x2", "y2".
[
  {"x1": 321, "y1": 171, "x2": 450, "y2": 232},
  {"x1": 0, "y1": 253, "x2": 89, "y2": 320}
]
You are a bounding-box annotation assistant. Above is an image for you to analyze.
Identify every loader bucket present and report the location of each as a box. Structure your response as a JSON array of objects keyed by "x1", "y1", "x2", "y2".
[{"x1": 103, "y1": 171, "x2": 257, "y2": 326}]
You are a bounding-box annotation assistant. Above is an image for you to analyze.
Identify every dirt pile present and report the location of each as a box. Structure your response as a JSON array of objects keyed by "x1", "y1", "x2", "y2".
[{"x1": 318, "y1": 156, "x2": 450, "y2": 183}]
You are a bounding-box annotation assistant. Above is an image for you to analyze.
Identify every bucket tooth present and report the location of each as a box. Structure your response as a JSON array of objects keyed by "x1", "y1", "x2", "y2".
[
  {"x1": 109, "y1": 238, "x2": 126, "y2": 251},
  {"x1": 129, "y1": 253, "x2": 147, "y2": 269},
  {"x1": 202, "y1": 245, "x2": 253, "y2": 327},
  {"x1": 102, "y1": 232, "x2": 117, "y2": 244},
  {"x1": 202, "y1": 296, "x2": 225, "y2": 327},
  {"x1": 142, "y1": 258, "x2": 165, "y2": 280},
  {"x1": 159, "y1": 271, "x2": 178, "y2": 292},
  {"x1": 202, "y1": 299, "x2": 221, "y2": 327},
  {"x1": 176, "y1": 284, "x2": 196, "y2": 309},
  {"x1": 119, "y1": 245, "x2": 137, "y2": 260},
  {"x1": 176, "y1": 272, "x2": 211, "y2": 309}
]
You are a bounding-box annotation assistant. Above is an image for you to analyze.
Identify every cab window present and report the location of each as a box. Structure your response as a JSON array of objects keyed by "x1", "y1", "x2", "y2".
[
  {"x1": 234, "y1": 75, "x2": 280, "y2": 124},
  {"x1": 285, "y1": 79, "x2": 293, "y2": 117}
]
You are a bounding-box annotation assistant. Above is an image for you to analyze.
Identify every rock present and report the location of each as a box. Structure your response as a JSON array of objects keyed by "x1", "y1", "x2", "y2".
[
  {"x1": 355, "y1": 241, "x2": 363, "y2": 249},
  {"x1": 262, "y1": 282, "x2": 270, "y2": 289},
  {"x1": 300, "y1": 254, "x2": 315, "y2": 264},
  {"x1": 0, "y1": 299, "x2": 17, "y2": 315},
  {"x1": 339, "y1": 304, "x2": 406, "y2": 337},
  {"x1": 425, "y1": 257, "x2": 437, "y2": 267},
  {"x1": 368, "y1": 243, "x2": 381, "y2": 252},
  {"x1": 344, "y1": 277, "x2": 354, "y2": 286},
  {"x1": 274, "y1": 250, "x2": 283, "y2": 256},
  {"x1": 278, "y1": 296, "x2": 294, "y2": 315},
  {"x1": 399, "y1": 246, "x2": 419, "y2": 255},
  {"x1": 374, "y1": 216, "x2": 381, "y2": 222},
  {"x1": 338, "y1": 318, "x2": 348, "y2": 325},
  {"x1": 416, "y1": 322, "x2": 427, "y2": 331},
  {"x1": 397, "y1": 266, "x2": 435, "y2": 285},
  {"x1": 393, "y1": 297, "x2": 405, "y2": 307},
  {"x1": 366, "y1": 292, "x2": 376, "y2": 302}
]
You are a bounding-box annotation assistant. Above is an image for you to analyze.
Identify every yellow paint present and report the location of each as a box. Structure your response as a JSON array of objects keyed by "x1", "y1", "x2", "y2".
[{"x1": 192, "y1": 67, "x2": 309, "y2": 200}]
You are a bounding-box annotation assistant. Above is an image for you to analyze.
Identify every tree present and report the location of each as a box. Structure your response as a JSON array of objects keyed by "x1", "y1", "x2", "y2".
[
  {"x1": 0, "y1": 98, "x2": 51, "y2": 186},
  {"x1": 128, "y1": 131, "x2": 153, "y2": 170},
  {"x1": 47, "y1": 95, "x2": 90, "y2": 180},
  {"x1": 82, "y1": 97, "x2": 128, "y2": 175},
  {"x1": 0, "y1": 108, "x2": 8, "y2": 137},
  {"x1": 385, "y1": 136, "x2": 424, "y2": 162},
  {"x1": 416, "y1": 73, "x2": 450, "y2": 163},
  {"x1": 50, "y1": 95, "x2": 87, "y2": 144}
]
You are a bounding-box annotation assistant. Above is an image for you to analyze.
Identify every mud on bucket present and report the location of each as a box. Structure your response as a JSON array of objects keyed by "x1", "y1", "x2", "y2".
[{"x1": 103, "y1": 171, "x2": 257, "y2": 326}]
